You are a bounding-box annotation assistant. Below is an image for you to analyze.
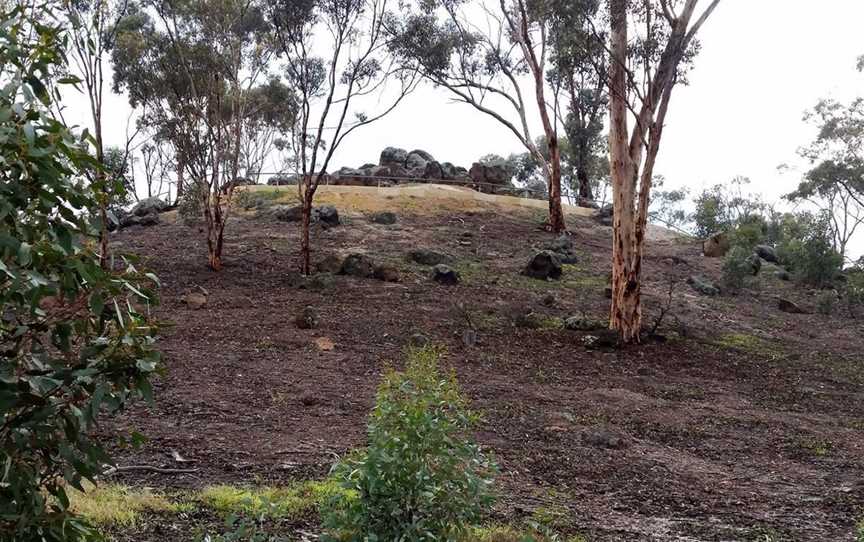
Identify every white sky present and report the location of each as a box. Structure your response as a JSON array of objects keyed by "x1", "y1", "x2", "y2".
[{"x1": 64, "y1": 0, "x2": 864, "y2": 256}]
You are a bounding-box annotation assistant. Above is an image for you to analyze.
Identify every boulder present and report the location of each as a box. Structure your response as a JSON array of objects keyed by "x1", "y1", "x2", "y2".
[
  {"x1": 369, "y1": 211, "x2": 397, "y2": 225},
  {"x1": 267, "y1": 174, "x2": 300, "y2": 186},
  {"x1": 272, "y1": 205, "x2": 304, "y2": 222},
  {"x1": 379, "y1": 147, "x2": 408, "y2": 167},
  {"x1": 469, "y1": 161, "x2": 511, "y2": 185},
  {"x1": 775, "y1": 268, "x2": 791, "y2": 281},
  {"x1": 373, "y1": 265, "x2": 400, "y2": 283},
  {"x1": 137, "y1": 213, "x2": 160, "y2": 227},
  {"x1": 755, "y1": 244, "x2": 778, "y2": 263},
  {"x1": 340, "y1": 253, "x2": 375, "y2": 278},
  {"x1": 131, "y1": 197, "x2": 167, "y2": 217},
  {"x1": 295, "y1": 306, "x2": 318, "y2": 329},
  {"x1": 308, "y1": 273, "x2": 336, "y2": 291},
  {"x1": 440, "y1": 162, "x2": 458, "y2": 180},
  {"x1": 778, "y1": 298, "x2": 809, "y2": 314},
  {"x1": 596, "y1": 205, "x2": 614, "y2": 227},
  {"x1": 106, "y1": 208, "x2": 127, "y2": 232},
  {"x1": 423, "y1": 161, "x2": 444, "y2": 180},
  {"x1": 563, "y1": 316, "x2": 605, "y2": 331},
  {"x1": 316, "y1": 254, "x2": 344, "y2": 274},
  {"x1": 543, "y1": 234, "x2": 579, "y2": 264},
  {"x1": 406, "y1": 150, "x2": 433, "y2": 170},
  {"x1": 407, "y1": 249, "x2": 449, "y2": 266},
  {"x1": 313, "y1": 205, "x2": 340, "y2": 227},
  {"x1": 523, "y1": 250, "x2": 563, "y2": 280},
  {"x1": 431, "y1": 264, "x2": 460, "y2": 285},
  {"x1": 703, "y1": 232, "x2": 730, "y2": 257},
  {"x1": 687, "y1": 275, "x2": 720, "y2": 296}
]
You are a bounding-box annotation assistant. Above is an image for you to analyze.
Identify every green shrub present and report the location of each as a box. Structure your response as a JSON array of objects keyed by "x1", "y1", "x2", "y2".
[
  {"x1": 776, "y1": 214, "x2": 842, "y2": 287},
  {"x1": 0, "y1": 5, "x2": 160, "y2": 540},
  {"x1": 844, "y1": 270, "x2": 864, "y2": 318},
  {"x1": 722, "y1": 245, "x2": 754, "y2": 292},
  {"x1": 816, "y1": 291, "x2": 837, "y2": 316},
  {"x1": 321, "y1": 346, "x2": 496, "y2": 541},
  {"x1": 178, "y1": 180, "x2": 207, "y2": 224}
]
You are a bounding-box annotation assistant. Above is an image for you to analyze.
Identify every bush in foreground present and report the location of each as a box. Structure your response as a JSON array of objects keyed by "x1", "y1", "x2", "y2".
[{"x1": 322, "y1": 346, "x2": 496, "y2": 541}]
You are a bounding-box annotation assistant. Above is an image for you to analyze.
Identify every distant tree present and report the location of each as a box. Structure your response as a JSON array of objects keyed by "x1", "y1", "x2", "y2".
[
  {"x1": 140, "y1": 140, "x2": 175, "y2": 200},
  {"x1": 790, "y1": 98, "x2": 864, "y2": 262},
  {"x1": 238, "y1": 78, "x2": 297, "y2": 183},
  {"x1": 113, "y1": 0, "x2": 277, "y2": 270},
  {"x1": 546, "y1": 0, "x2": 607, "y2": 202},
  {"x1": 389, "y1": 0, "x2": 604, "y2": 233},
  {"x1": 270, "y1": 0, "x2": 417, "y2": 274},
  {"x1": 607, "y1": 0, "x2": 720, "y2": 343},
  {"x1": 691, "y1": 176, "x2": 767, "y2": 238},
  {"x1": 648, "y1": 176, "x2": 689, "y2": 233}
]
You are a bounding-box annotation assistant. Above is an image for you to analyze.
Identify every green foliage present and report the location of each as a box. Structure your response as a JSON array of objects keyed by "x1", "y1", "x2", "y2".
[
  {"x1": 199, "y1": 481, "x2": 344, "y2": 520},
  {"x1": 816, "y1": 291, "x2": 837, "y2": 316},
  {"x1": 843, "y1": 268, "x2": 864, "y2": 318},
  {"x1": 722, "y1": 245, "x2": 754, "y2": 292},
  {"x1": 178, "y1": 180, "x2": 207, "y2": 224},
  {"x1": 70, "y1": 483, "x2": 183, "y2": 527},
  {"x1": 775, "y1": 213, "x2": 843, "y2": 287},
  {"x1": 0, "y1": 4, "x2": 159, "y2": 540},
  {"x1": 322, "y1": 346, "x2": 496, "y2": 542},
  {"x1": 691, "y1": 177, "x2": 768, "y2": 239}
]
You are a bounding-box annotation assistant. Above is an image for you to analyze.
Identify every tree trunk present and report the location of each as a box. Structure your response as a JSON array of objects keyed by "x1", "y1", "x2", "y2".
[
  {"x1": 300, "y1": 191, "x2": 313, "y2": 275},
  {"x1": 608, "y1": 0, "x2": 641, "y2": 343},
  {"x1": 547, "y1": 138, "x2": 566, "y2": 234},
  {"x1": 176, "y1": 154, "x2": 186, "y2": 201},
  {"x1": 577, "y1": 167, "x2": 593, "y2": 201}
]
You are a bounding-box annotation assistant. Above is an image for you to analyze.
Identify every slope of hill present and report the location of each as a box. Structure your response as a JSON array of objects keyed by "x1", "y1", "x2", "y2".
[{"x1": 99, "y1": 185, "x2": 864, "y2": 541}]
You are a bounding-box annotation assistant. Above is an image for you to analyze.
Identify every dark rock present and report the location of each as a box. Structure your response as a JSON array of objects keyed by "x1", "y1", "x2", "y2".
[
  {"x1": 523, "y1": 251, "x2": 563, "y2": 280},
  {"x1": 369, "y1": 211, "x2": 397, "y2": 225},
  {"x1": 423, "y1": 160, "x2": 444, "y2": 180},
  {"x1": 316, "y1": 254, "x2": 344, "y2": 274},
  {"x1": 313, "y1": 205, "x2": 340, "y2": 227},
  {"x1": 440, "y1": 162, "x2": 458, "y2": 180},
  {"x1": 373, "y1": 265, "x2": 400, "y2": 283},
  {"x1": 755, "y1": 244, "x2": 778, "y2": 263},
  {"x1": 581, "y1": 428, "x2": 628, "y2": 449},
  {"x1": 604, "y1": 286, "x2": 613, "y2": 299},
  {"x1": 295, "y1": 306, "x2": 318, "y2": 329},
  {"x1": 131, "y1": 197, "x2": 167, "y2": 217},
  {"x1": 408, "y1": 333, "x2": 430, "y2": 347},
  {"x1": 273, "y1": 205, "x2": 304, "y2": 222},
  {"x1": 106, "y1": 208, "x2": 127, "y2": 231},
  {"x1": 340, "y1": 253, "x2": 375, "y2": 278},
  {"x1": 267, "y1": 174, "x2": 300, "y2": 186},
  {"x1": 775, "y1": 268, "x2": 791, "y2": 281},
  {"x1": 285, "y1": 271, "x2": 308, "y2": 288},
  {"x1": 596, "y1": 205, "x2": 614, "y2": 227},
  {"x1": 543, "y1": 234, "x2": 579, "y2": 264},
  {"x1": 407, "y1": 249, "x2": 449, "y2": 266},
  {"x1": 581, "y1": 329, "x2": 619, "y2": 349},
  {"x1": 778, "y1": 298, "x2": 809, "y2": 314},
  {"x1": 406, "y1": 150, "x2": 433, "y2": 170},
  {"x1": 703, "y1": 231, "x2": 730, "y2": 257},
  {"x1": 308, "y1": 273, "x2": 336, "y2": 290},
  {"x1": 468, "y1": 161, "x2": 511, "y2": 185},
  {"x1": 431, "y1": 264, "x2": 460, "y2": 285},
  {"x1": 379, "y1": 147, "x2": 408, "y2": 166},
  {"x1": 137, "y1": 213, "x2": 160, "y2": 227},
  {"x1": 687, "y1": 275, "x2": 720, "y2": 296},
  {"x1": 540, "y1": 293, "x2": 557, "y2": 307},
  {"x1": 563, "y1": 316, "x2": 605, "y2": 331}
]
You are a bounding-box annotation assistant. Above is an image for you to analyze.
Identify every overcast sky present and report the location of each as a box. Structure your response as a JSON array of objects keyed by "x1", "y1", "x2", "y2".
[{"x1": 65, "y1": 0, "x2": 864, "y2": 254}]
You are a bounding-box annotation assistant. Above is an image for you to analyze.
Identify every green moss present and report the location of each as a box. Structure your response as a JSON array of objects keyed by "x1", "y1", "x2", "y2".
[
  {"x1": 856, "y1": 517, "x2": 864, "y2": 542},
  {"x1": 69, "y1": 483, "x2": 186, "y2": 527},
  {"x1": 711, "y1": 333, "x2": 782, "y2": 358},
  {"x1": 198, "y1": 480, "x2": 348, "y2": 520},
  {"x1": 795, "y1": 436, "x2": 833, "y2": 457}
]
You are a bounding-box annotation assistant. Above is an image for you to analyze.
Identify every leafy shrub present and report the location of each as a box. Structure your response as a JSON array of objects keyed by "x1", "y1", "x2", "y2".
[
  {"x1": 816, "y1": 291, "x2": 837, "y2": 316},
  {"x1": 0, "y1": 6, "x2": 159, "y2": 540},
  {"x1": 722, "y1": 245, "x2": 754, "y2": 292},
  {"x1": 321, "y1": 346, "x2": 496, "y2": 541},
  {"x1": 178, "y1": 179, "x2": 207, "y2": 224},
  {"x1": 776, "y1": 213, "x2": 842, "y2": 287},
  {"x1": 843, "y1": 269, "x2": 864, "y2": 318}
]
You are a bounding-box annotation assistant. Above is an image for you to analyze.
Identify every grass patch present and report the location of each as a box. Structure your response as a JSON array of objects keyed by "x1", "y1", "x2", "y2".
[
  {"x1": 794, "y1": 436, "x2": 833, "y2": 458},
  {"x1": 69, "y1": 483, "x2": 185, "y2": 527},
  {"x1": 465, "y1": 524, "x2": 586, "y2": 542},
  {"x1": 197, "y1": 480, "x2": 346, "y2": 520},
  {"x1": 711, "y1": 333, "x2": 783, "y2": 359}
]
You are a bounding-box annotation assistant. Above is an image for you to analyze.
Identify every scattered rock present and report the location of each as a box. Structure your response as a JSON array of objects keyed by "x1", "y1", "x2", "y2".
[
  {"x1": 369, "y1": 211, "x2": 397, "y2": 225},
  {"x1": 272, "y1": 205, "x2": 304, "y2": 222},
  {"x1": 182, "y1": 292, "x2": 207, "y2": 310},
  {"x1": 775, "y1": 268, "x2": 791, "y2": 281},
  {"x1": 340, "y1": 253, "x2": 375, "y2": 278},
  {"x1": 543, "y1": 234, "x2": 579, "y2": 264},
  {"x1": 299, "y1": 393, "x2": 319, "y2": 406},
  {"x1": 581, "y1": 329, "x2": 619, "y2": 349},
  {"x1": 778, "y1": 298, "x2": 809, "y2": 314},
  {"x1": 563, "y1": 316, "x2": 605, "y2": 332},
  {"x1": 581, "y1": 428, "x2": 628, "y2": 449},
  {"x1": 407, "y1": 249, "x2": 449, "y2": 266},
  {"x1": 755, "y1": 244, "x2": 778, "y2": 263},
  {"x1": 431, "y1": 264, "x2": 460, "y2": 285},
  {"x1": 540, "y1": 293, "x2": 557, "y2": 307},
  {"x1": 315, "y1": 337, "x2": 335, "y2": 351},
  {"x1": 373, "y1": 265, "x2": 400, "y2": 283},
  {"x1": 408, "y1": 333, "x2": 430, "y2": 347},
  {"x1": 315, "y1": 254, "x2": 344, "y2": 274},
  {"x1": 131, "y1": 197, "x2": 167, "y2": 217},
  {"x1": 687, "y1": 275, "x2": 720, "y2": 296},
  {"x1": 308, "y1": 273, "x2": 336, "y2": 291},
  {"x1": 461, "y1": 328, "x2": 477, "y2": 348},
  {"x1": 285, "y1": 271, "x2": 308, "y2": 288},
  {"x1": 314, "y1": 205, "x2": 340, "y2": 227},
  {"x1": 523, "y1": 251, "x2": 563, "y2": 280},
  {"x1": 137, "y1": 213, "x2": 160, "y2": 227},
  {"x1": 596, "y1": 205, "x2": 614, "y2": 227},
  {"x1": 512, "y1": 308, "x2": 543, "y2": 329},
  {"x1": 702, "y1": 232, "x2": 730, "y2": 257},
  {"x1": 295, "y1": 306, "x2": 318, "y2": 329}
]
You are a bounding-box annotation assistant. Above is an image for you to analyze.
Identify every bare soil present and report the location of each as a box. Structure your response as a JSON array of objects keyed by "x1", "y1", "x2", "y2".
[{"x1": 103, "y1": 191, "x2": 864, "y2": 541}]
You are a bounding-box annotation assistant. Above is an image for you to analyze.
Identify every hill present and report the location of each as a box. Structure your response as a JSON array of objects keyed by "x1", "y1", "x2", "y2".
[{"x1": 97, "y1": 185, "x2": 864, "y2": 541}]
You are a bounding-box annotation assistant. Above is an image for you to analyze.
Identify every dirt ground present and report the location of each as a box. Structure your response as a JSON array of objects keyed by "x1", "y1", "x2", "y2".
[{"x1": 104, "y1": 189, "x2": 864, "y2": 541}]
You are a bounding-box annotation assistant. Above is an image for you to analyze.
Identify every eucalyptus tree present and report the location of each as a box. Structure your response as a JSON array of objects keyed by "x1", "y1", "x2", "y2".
[
  {"x1": 607, "y1": 0, "x2": 720, "y2": 342},
  {"x1": 112, "y1": 0, "x2": 283, "y2": 270},
  {"x1": 270, "y1": 0, "x2": 417, "y2": 274}
]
